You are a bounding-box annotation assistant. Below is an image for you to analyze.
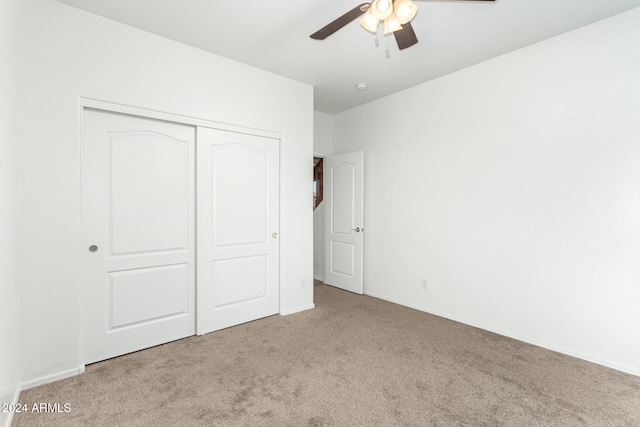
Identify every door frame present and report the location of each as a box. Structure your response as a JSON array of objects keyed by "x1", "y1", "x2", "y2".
[{"x1": 78, "y1": 98, "x2": 285, "y2": 363}]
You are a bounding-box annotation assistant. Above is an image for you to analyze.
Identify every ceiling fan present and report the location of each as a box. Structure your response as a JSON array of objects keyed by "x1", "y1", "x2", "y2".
[{"x1": 310, "y1": 0, "x2": 496, "y2": 51}]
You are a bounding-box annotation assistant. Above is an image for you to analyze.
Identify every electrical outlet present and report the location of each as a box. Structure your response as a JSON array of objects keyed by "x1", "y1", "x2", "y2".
[{"x1": 421, "y1": 278, "x2": 428, "y2": 290}]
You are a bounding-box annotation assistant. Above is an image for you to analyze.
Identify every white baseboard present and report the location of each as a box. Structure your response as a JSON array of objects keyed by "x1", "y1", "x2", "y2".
[
  {"x1": 1, "y1": 387, "x2": 21, "y2": 427},
  {"x1": 365, "y1": 290, "x2": 426, "y2": 313},
  {"x1": 20, "y1": 365, "x2": 85, "y2": 392},
  {"x1": 364, "y1": 290, "x2": 640, "y2": 378},
  {"x1": 280, "y1": 303, "x2": 315, "y2": 316}
]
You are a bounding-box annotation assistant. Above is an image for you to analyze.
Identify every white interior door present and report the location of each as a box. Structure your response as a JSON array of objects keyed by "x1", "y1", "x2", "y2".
[
  {"x1": 197, "y1": 127, "x2": 280, "y2": 334},
  {"x1": 82, "y1": 109, "x2": 196, "y2": 364},
  {"x1": 324, "y1": 151, "x2": 364, "y2": 294}
]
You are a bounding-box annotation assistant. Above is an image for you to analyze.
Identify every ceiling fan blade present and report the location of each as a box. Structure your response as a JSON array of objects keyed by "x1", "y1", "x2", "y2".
[
  {"x1": 394, "y1": 22, "x2": 419, "y2": 50},
  {"x1": 310, "y1": 3, "x2": 371, "y2": 40}
]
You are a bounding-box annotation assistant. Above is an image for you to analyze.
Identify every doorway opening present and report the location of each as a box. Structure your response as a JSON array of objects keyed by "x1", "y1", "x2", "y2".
[
  {"x1": 313, "y1": 157, "x2": 323, "y2": 210},
  {"x1": 313, "y1": 157, "x2": 325, "y2": 285}
]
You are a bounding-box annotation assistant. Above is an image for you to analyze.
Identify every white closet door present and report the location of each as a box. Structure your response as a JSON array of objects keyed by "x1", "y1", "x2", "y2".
[
  {"x1": 197, "y1": 127, "x2": 280, "y2": 334},
  {"x1": 82, "y1": 109, "x2": 196, "y2": 364}
]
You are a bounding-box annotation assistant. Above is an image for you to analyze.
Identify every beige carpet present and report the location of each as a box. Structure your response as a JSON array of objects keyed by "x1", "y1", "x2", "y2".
[{"x1": 14, "y1": 283, "x2": 640, "y2": 426}]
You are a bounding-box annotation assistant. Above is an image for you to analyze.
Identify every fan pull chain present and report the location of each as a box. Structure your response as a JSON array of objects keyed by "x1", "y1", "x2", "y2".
[
  {"x1": 386, "y1": 44, "x2": 390, "y2": 58},
  {"x1": 375, "y1": 34, "x2": 379, "y2": 47}
]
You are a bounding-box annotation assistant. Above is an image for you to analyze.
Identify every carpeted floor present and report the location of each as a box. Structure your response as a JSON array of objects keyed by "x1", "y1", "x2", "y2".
[{"x1": 14, "y1": 283, "x2": 640, "y2": 426}]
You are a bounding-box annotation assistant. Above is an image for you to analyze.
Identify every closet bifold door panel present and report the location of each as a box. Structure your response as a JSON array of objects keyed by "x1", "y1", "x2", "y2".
[
  {"x1": 196, "y1": 127, "x2": 280, "y2": 335},
  {"x1": 82, "y1": 109, "x2": 196, "y2": 365}
]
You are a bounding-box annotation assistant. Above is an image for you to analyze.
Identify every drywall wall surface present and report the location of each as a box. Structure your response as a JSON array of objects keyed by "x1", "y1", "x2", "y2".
[
  {"x1": 312, "y1": 111, "x2": 333, "y2": 281},
  {"x1": 313, "y1": 204, "x2": 324, "y2": 281},
  {"x1": 19, "y1": 0, "x2": 313, "y2": 385},
  {"x1": 313, "y1": 110, "x2": 333, "y2": 156},
  {"x1": 333, "y1": 7, "x2": 640, "y2": 375},
  {"x1": 0, "y1": 0, "x2": 22, "y2": 423}
]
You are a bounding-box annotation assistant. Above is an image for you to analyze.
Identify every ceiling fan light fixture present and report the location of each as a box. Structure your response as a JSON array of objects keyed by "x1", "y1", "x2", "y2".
[
  {"x1": 383, "y1": 11, "x2": 403, "y2": 35},
  {"x1": 370, "y1": 0, "x2": 394, "y2": 20},
  {"x1": 394, "y1": 0, "x2": 418, "y2": 24},
  {"x1": 359, "y1": 9, "x2": 379, "y2": 33}
]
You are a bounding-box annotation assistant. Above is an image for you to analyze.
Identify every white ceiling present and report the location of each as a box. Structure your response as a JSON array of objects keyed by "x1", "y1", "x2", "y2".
[{"x1": 55, "y1": 0, "x2": 640, "y2": 114}]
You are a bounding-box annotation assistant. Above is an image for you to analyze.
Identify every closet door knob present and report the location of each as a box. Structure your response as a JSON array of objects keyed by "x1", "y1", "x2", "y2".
[
  {"x1": 272, "y1": 233, "x2": 278, "y2": 239},
  {"x1": 89, "y1": 245, "x2": 99, "y2": 252}
]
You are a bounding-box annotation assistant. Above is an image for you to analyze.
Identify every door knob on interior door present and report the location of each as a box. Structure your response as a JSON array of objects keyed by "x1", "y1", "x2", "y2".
[
  {"x1": 89, "y1": 245, "x2": 99, "y2": 252},
  {"x1": 351, "y1": 227, "x2": 361, "y2": 233},
  {"x1": 272, "y1": 232, "x2": 278, "y2": 239}
]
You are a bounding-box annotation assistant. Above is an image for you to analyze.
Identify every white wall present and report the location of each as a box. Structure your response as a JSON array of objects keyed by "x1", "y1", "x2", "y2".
[
  {"x1": 313, "y1": 111, "x2": 333, "y2": 157},
  {"x1": 313, "y1": 205, "x2": 324, "y2": 281},
  {"x1": 333, "y1": 8, "x2": 640, "y2": 376},
  {"x1": 313, "y1": 111, "x2": 334, "y2": 281},
  {"x1": 0, "y1": 0, "x2": 22, "y2": 424},
  {"x1": 19, "y1": 0, "x2": 313, "y2": 387}
]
